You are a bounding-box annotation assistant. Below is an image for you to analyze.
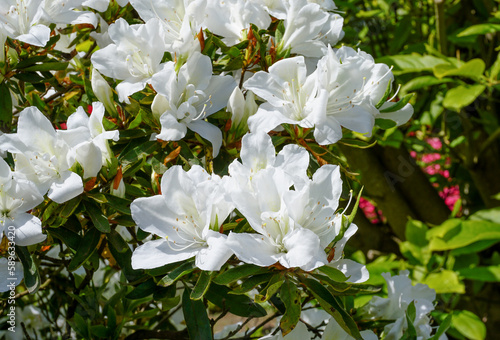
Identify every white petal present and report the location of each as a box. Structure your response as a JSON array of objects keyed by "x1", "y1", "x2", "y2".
[
  {"x1": 377, "y1": 103, "x2": 413, "y2": 126},
  {"x1": 116, "y1": 79, "x2": 147, "y2": 103},
  {"x1": 188, "y1": 120, "x2": 222, "y2": 157},
  {"x1": 48, "y1": 171, "x2": 83, "y2": 203},
  {"x1": 16, "y1": 25, "x2": 51, "y2": 47},
  {"x1": 240, "y1": 131, "x2": 275, "y2": 172},
  {"x1": 330, "y1": 259, "x2": 369, "y2": 283},
  {"x1": 131, "y1": 195, "x2": 178, "y2": 238},
  {"x1": 131, "y1": 239, "x2": 198, "y2": 269},
  {"x1": 13, "y1": 213, "x2": 46, "y2": 246},
  {"x1": 195, "y1": 231, "x2": 233, "y2": 271},
  {"x1": 226, "y1": 232, "x2": 280, "y2": 267},
  {"x1": 75, "y1": 142, "x2": 103, "y2": 179},
  {"x1": 156, "y1": 113, "x2": 188, "y2": 141},
  {"x1": 281, "y1": 228, "x2": 326, "y2": 269}
]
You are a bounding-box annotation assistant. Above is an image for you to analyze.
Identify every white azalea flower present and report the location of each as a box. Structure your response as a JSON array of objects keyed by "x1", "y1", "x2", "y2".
[
  {"x1": 131, "y1": 165, "x2": 234, "y2": 271},
  {"x1": 0, "y1": 107, "x2": 83, "y2": 203},
  {"x1": 227, "y1": 167, "x2": 327, "y2": 270},
  {"x1": 227, "y1": 131, "x2": 309, "y2": 188},
  {"x1": 151, "y1": 52, "x2": 236, "y2": 157},
  {"x1": 278, "y1": 0, "x2": 329, "y2": 57},
  {"x1": 0, "y1": 158, "x2": 45, "y2": 246},
  {"x1": 323, "y1": 317, "x2": 378, "y2": 340},
  {"x1": 204, "y1": 0, "x2": 271, "y2": 45},
  {"x1": 129, "y1": 0, "x2": 205, "y2": 58},
  {"x1": 0, "y1": 0, "x2": 97, "y2": 47},
  {"x1": 91, "y1": 18, "x2": 167, "y2": 103},
  {"x1": 57, "y1": 102, "x2": 119, "y2": 178},
  {"x1": 315, "y1": 46, "x2": 413, "y2": 144},
  {"x1": 245, "y1": 56, "x2": 328, "y2": 134},
  {"x1": 363, "y1": 271, "x2": 438, "y2": 340}
]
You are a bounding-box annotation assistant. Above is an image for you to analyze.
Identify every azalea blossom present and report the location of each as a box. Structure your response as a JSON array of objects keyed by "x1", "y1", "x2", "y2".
[
  {"x1": 245, "y1": 56, "x2": 328, "y2": 134},
  {"x1": 0, "y1": 0, "x2": 97, "y2": 47},
  {"x1": 91, "y1": 18, "x2": 167, "y2": 103},
  {"x1": 131, "y1": 165, "x2": 234, "y2": 271},
  {"x1": 276, "y1": 0, "x2": 329, "y2": 57},
  {"x1": 57, "y1": 102, "x2": 119, "y2": 178},
  {"x1": 0, "y1": 158, "x2": 45, "y2": 246},
  {"x1": 363, "y1": 271, "x2": 442, "y2": 340},
  {"x1": 151, "y1": 52, "x2": 236, "y2": 157},
  {"x1": 129, "y1": 0, "x2": 205, "y2": 59},
  {"x1": 0, "y1": 106, "x2": 83, "y2": 203},
  {"x1": 227, "y1": 131, "x2": 309, "y2": 188},
  {"x1": 227, "y1": 166, "x2": 328, "y2": 271},
  {"x1": 204, "y1": 0, "x2": 271, "y2": 45},
  {"x1": 314, "y1": 46, "x2": 413, "y2": 144}
]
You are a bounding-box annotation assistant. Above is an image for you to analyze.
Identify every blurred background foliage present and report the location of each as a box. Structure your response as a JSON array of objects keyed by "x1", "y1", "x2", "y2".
[{"x1": 335, "y1": 0, "x2": 500, "y2": 338}]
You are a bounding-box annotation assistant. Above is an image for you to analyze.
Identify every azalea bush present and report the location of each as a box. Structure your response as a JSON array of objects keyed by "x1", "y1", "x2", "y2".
[{"x1": 0, "y1": 0, "x2": 499, "y2": 339}]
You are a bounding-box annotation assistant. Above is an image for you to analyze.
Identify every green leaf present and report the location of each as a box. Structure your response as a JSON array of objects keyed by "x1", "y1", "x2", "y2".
[
  {"x1": 254, "y1": 277, "x2": 284, "y2": 303},
  {"x1": 451, "y1": 310, "x2": 486, "y2": 340},
  {"x1": 191, "y1": 271, "x2": 212, "y2": 300},
  {"x1": 457, "y1": 23, "x2": 500, "y2": 37},
  {"x1": 375, "y1": 118, "x2": 397, "y2": 129},
  {"x1": 433, "y1": 59, "x2": 485, "y2": 80},
  {"x1": 0, "y1": 81, "x2": 13, "y2": 126},
  {"x1": 457, "y1": 265, "x2": 500, "y2": 282},
  {"x1": 279, "y1": 279, "x2": 302, "y2": 336},
  {"x1": 107, "y1": 229, "x2": 129, "y2": 253},
  {"x1": 84, "y1": 201, "x2": 110, "y2": 233},
  {"x1": 376, "y1": 54, "x2": 449, "y2": 75},
  {"x1": 230, "y1": 273, "x2": 275, "y2": 294},
  {"x1": 16, "y1": 246, "x2": 41, "y2": 294},
  {"x1": 158, "y1": 261, "x2": 196, "y2": 287},
  {"x1": 428, "y1": 219, "x2": 500, "y2": 251},
  {"x1": 21, "y1": 62, "x2": 69, "y2": 72},
  {"x1": 68, "y1": 227, "x2": 101, "y2": 272},
  {"x1": 489, "y1": 51, "x2": 500, "y2": 80},
  {"x1": 205, "y1": 284, "x2": 267, "y2": 317},
  {"x1": 379, "y1": 94, "x2": 413, "y2": 113},
  {"x1": 401, "y1": 76, "x2": 455, "y2": 94},
  {"x1": 300, "y1": 277, "x2": 362, "y2": 339},
  {"x1": 126, "y1": 279, "x2": 157, "y2": 299},
  {"x1": 213, "y1": 264, "x2": 268, "y2": 285},
  {"x1": 430, "y1": 313, "x2": 452, "y2": 340},
  {"x1": 442, "y1": 84, "x2": 486, "y2": 112},
  {"x1": 423, "y1": 270, "x2": 465, "y2": 294},
  {"x1": 404, "y1": 301, "x2": 417, "y2": 338},
  {"x1": 182, "y1": 288, "x2": 213, "y2": 340},
  {"x1": 318, "y1": 266, "x2": 348, "y2": 282}
]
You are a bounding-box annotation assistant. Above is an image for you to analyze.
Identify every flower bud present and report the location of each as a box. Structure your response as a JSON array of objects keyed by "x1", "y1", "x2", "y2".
[
  {"x1": 91, "y1": 67, "x2": 117, "y2": 116},
  {"x1": 227, "y1": 87, "x2": 258, "y2": 135}
]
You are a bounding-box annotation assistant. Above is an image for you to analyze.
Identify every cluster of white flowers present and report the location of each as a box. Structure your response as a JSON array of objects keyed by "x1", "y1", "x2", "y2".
[{"x1": 0, "y1": 1, "x2": 444, "y2": 338}]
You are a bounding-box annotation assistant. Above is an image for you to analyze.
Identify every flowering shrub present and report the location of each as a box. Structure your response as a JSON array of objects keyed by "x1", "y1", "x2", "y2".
[{"x1": 1, "y1": 0, "x2": 499, "y2": 339}]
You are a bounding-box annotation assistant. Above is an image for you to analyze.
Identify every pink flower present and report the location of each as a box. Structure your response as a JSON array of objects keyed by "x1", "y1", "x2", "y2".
[
  {"x1": 421, "y1": 153, "x2": 441, "y2": 164},
  {"x1": 410, "y1": 151, "x2": 417, "y2": 158},
  {"x1": 439, "y1": 185, "x2": 460, "y2": 210},
  {"x1": 426, "y1": 137, "x2": 442, "y2": 150}
]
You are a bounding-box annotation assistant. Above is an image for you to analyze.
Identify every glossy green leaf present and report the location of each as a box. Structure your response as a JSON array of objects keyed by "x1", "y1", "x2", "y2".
[
  {"x1": 279, "y1": 279, "x2": 302, "y2": 336},
  {"x1": 84, "y1": 201, "x2": 110, "y2": 233},
  {"x1": 428, "y1": 219, "x2": 500, "y2": 251},
  {"x1": 442, "y1": 84, "x2": 486, "y2": 112},
  {"x1": 0, "y1": 81, "x2": 12, "y2": 126},
  {"x1": 401, "y1": 76, "x2": 455, "y2": 94},
  {"x1": 191, "y1": 271, "x2": 213, "y2": 300},
  {"x1": 457, "y1": 23, "x2": 500, "y2": 37},
  {"x1": 158, "y1": 261, "x2": 196, "y2": 287},
  {"x1": 457, "y1": 265, "x2": 500, "y2": 282},
  {"x1": 205, "y1": 284, "x2": 267, "y2": 317},
  {"x1": 423, "y1": 270, "x2": 465, "y2": 294},
  {"x1": 451, "y1": 310, "x2": 486, "y2": 340},
  {"x1": 376, "y1": 54, "x2": 448, "y2": 75},
  {"x1": 318, "y1": 266, "x2": 348, "y2": 282},
  {"x1": 68, "y1": 227, "x2": 101, "y2": 271},
  {"x1": 213, "y1": 264, "x2": 268, "y2": 285},
  {"x1": 433, "y1": 59, "x2": 485, "y2": 80},
  {"x1": 182, "y1": 288, "x2": 212, "y2": 340},
  {"x1": 126, "y1": 279, "x2": 157, "y2": 299}
]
